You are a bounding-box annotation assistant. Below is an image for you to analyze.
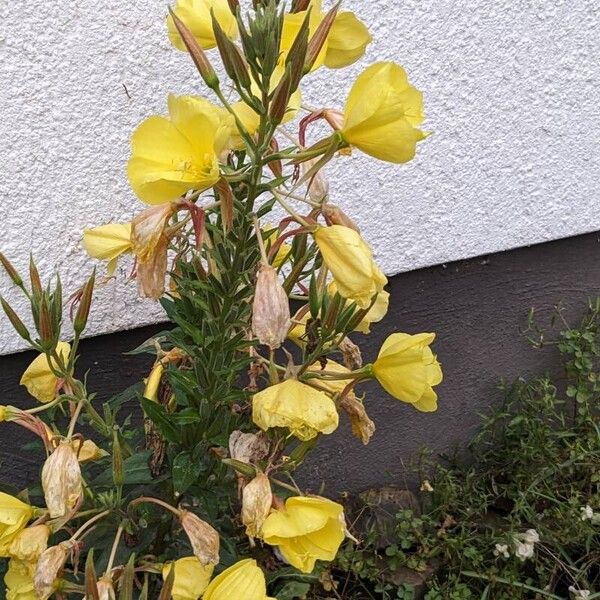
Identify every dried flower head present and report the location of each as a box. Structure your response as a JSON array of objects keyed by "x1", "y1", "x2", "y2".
[
  {"x1": 33, "y1": 541, "x2": 72, "y2": 600},
  {"x1": 41, "y1": 440, "x2": 83, "y2": 518},
  {"x1": 97, "y1": 576, "x2": 117, "y2": 600},
  {"x1": 242, "y1": 473, "x2": 273, "y2": 539},
  {"x1": 252, "y1": 263, "x2": 291, "y2": 349},
  {"x1": 180, "y1": 510, "x2": 220, "y2": 567}
]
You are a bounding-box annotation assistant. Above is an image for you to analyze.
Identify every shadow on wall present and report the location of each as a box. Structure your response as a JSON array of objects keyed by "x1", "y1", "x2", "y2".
[{"x1": 1, "y1": 232, "x2": 599, "y2": 495}]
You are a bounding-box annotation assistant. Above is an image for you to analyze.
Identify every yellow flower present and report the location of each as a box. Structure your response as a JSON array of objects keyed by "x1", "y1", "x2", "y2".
[
  {"x1": 8, "y1": 525, "x2": 50, "y2": 562},
  {"x1": 127, "y1": 95, "x2": 232, "y2": 205},
  {"x1": 314, "y1": 225, "x2": 387, "y2": 309},
  {"x1": 20, "y1": 342, "x2": 71, "y2": 403},
  {"x1": 261, "y1": 496, "x2": 345, "y2": 573},
  {"x1": 329, "y1": 281, "x2": 389, "y2": 333},
  {"x1": 341, "y1": 62, "x2": 426, "y2": 164},
  {"x1": 280, "y1": 1, "x2": 371, "y2": 71},
  {"x1": 162, "y1": 557, "x2": 214, "y2": 600},
  {"x1": 265, "y1": 226, "x2": 292, "y2": 269},
  {"x1": 372, "y1": 333, "x2": 443, "y2": 412},
  {"x1": 203, "y1": 559, "x2": 275, "y2": 600},
  {"x1": 252, "y1": 379, "x2": 339, "y2": 441},
  {"x1": 167, "y1": 0, "x2": 238, "y2": 51},
  {"x1": 0, "y1": 493, "x2": 33, "y2": 557},
  {"x1": 82, "y1": 223, "x2": 132, "y2": 276},
  {"x1": 4, "y1": 558, "x2": 36, "y2": 600}
]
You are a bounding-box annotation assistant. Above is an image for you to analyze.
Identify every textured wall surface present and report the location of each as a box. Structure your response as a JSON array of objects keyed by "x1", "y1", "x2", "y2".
[
  {"x1": 1, "y1": 0, "x2": 599, "y2": 353},
  {"x1": 2, "y1": 232, "x2": 600, "y2": 494}
]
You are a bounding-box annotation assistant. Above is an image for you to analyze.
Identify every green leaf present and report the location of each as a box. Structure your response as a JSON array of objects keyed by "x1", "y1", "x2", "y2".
[
  {"x1": 173, "y1": 452, "x2": 202, "y2": 494},
  {"x1": 141, "y1": 398, "x2": 180, "y2": 443}
]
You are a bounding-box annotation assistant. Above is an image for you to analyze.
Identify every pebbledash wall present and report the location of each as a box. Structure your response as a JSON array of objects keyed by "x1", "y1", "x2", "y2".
[{"x1": 1, "y1": 1, "x2": 600, "y2": 492}]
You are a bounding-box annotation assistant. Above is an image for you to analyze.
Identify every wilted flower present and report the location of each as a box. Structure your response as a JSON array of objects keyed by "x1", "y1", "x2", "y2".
[
  {"x1": 0, "y1": 493, "x2": 33, "y2": 557},
  {"x1": 20, "y1": 342, "x2": 71, "y2": 403},
  {"x1": 8, "y1": 525, "x2": 50, "y2": 562},
  {"x1": 202, "y1": 559, "x2": 275, "y2": 600},
  {"x1": 341, "y1": 62, "x2": 426, "y2": 164},
  {"x1": 522, "y1": 529, "x2": 540, "y2": 544},
  {"x1": 162, "y1": 557, "x2": 214, "y2": 600},
  {"x1": 252, "y1": 263, "x2": 291, "y2": 349},
  {"x1": 4, "y1": 558, "x2": 36, "y2": 600},
  {"x1": 372, "y1": 333, "x2": 442, "y2": 412},
  {"x1": 97, "y1": 577, "x2": 116, "y2": 600},
  {"x1": 41, "y1": 440, "x2": 83, "y2": 518},
  {"x1": 128, "y1": 95, "x2": 232, "y2": 205},
  {"x1": 167, "y1": 0, "x2": 238, "y2": 51},
  {"x1": 252, "y1": 379, "x2": 339, "y2": 441},
  {"x1": 314, "y1": 225, "x2": 387, "y2": 309},
  {"x1": 339, "y1": 394, "x2": 375, "y2": 445},
  {"x1": 82, "y1": 223, "x2": 132, "y2": 275},
  {"x1": 33, "y1": 542, "x2": 72, "y2": 600},
  {"x1": 180, "y1": 510, "x2": 220, "y2": 567},
  {"x1": 261, "y1": 496, "x2": 346, "y2": 573},
  {"x1": 514, "y1": 540, "x2": 535, "y2": 561},
  {"x1": 493, "y1": 543, "x2": 510, "y2": 559},
  {"x1": 569, "y1": 586, "x2": 591, "y2": 600},
  {"x1": 242, "y1": 473, "x2": 273, "y2": 539},
  {"x1": 228, "y1": 431, "x2": 270, "y2": 465},
  {"x1": 580, "y1": 505, "x2": 594, "y2": 521},
  {"x1": 420, "y1": 480, "x2": 434, "y2": 493}
]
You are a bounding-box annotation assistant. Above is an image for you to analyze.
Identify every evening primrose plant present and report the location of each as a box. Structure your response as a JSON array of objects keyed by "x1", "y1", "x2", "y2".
[{"x1": 0, "y1": 1, "x2": 440, "y2": 598}]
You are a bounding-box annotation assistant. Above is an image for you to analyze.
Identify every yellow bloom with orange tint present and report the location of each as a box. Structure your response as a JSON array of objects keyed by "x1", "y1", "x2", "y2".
[
  {"x1": 341, "y1": 62, "x2": 426, "y2": 164},
  {"x1": 252, "y1": 379, "x2": 338, "y2": 441},
  {"x1": 372, "y1": 333, "x2": 443, "y2": 412},
  {"x1": 261, "y1": 496, "x2": 346, "y2": 573}
]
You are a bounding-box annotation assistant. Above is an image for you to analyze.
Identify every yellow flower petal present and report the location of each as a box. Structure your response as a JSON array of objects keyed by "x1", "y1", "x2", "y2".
[
  {"x1": 83, "y1": 223, "x2": 132, "y2": 275},
  {"x1": 203, "y1": 559, "x2": 272, "y2": 600},
  {"x1": 167, "y1": 0, "x2": 238, "y2": 51},
  {"x1": 252, "y1": 379, "x2": 339, "y2": 441},
  {"x1": 20, "y1": 342, "x2": 71, "y2": 404},
  {"x1": 162, "y1": 557, "x2": 214, "y2": 600},
  {"x1": 325, "y1": 11, "x2": 372, "y2": 69},
  {"x1": 0, "y1": 493, "x2": 33, "y2": 557},
  {"x1": 342, "y1": 62, "x2": 426, "y2": 164}
]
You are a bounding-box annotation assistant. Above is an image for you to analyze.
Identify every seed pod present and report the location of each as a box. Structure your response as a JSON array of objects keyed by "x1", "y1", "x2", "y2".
[
  {"x1": 252, "y1": 264, "x2": 291, "y2": 349},
  {"x1": 41, "y1": 440, "x2": 83, "y2": 518},
  {"x1": 34, "y1": 541, "x2": 72, "y2": 600},
  {"x1": 180, "y1": 510, "x2": 220, "y2": 567},
  {"x1": 242, "y1": 473, "x2": 273, "y2": 538}
]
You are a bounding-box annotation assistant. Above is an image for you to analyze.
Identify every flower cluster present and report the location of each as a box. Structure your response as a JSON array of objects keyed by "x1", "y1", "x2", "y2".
[{"x1": 1, "y1": 0, "x2": 440, "y2": 597}]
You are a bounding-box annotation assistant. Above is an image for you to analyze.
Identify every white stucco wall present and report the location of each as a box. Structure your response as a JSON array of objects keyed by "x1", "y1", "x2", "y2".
[{"x1": 0, "y1": 0, "x2": 599, "y2": 354}]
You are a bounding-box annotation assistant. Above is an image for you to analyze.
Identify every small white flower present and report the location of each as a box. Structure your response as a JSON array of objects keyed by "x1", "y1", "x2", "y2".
[
  {"x1": 522, "y1": 529, "x2": 540, "y2": 544},
  {"x1": 569, "y1": 586, "x2": 591, "y2": 600},
  {"x1": 514, "y1": 541, "x2": 535, "y2": 561},
  {"x1": 493, "y1": 543, "x2": 510, "y2": 559},
  {"x1": 580, "y1": 505, "x2": 594, "y2": 521},
  {"x1": 420, "y1": 480, "x2": 434, "y2": 493}
]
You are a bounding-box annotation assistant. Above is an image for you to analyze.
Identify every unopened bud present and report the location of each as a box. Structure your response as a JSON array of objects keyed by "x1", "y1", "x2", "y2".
[
  {"x1": 322, "y1": 205, "x2": 360, "y2": 232},
  {"x1": 143, "y1": 362, "x2": 164, "y2": 402},
  {"x1": 9, "y1": 524, "x2": 51, "y2": 562},
  {"x1": 292, "y1": 0, "x2": 311, "y2": 12},
  {"x1": 252, "y1": 264, "x2": 291, "y2": 349},
  {"x1": 242, "y1": 473, "x2": 273, "y2": 538},
  {"x1": 180, "y1": 510, "x2": 220, "y2": 567},
  {"x1": 0, "y1": 252, "x2": 23, "y2": 286},
  {"x1": 97, "y1": 577, "x2": 116, "y2": 600},
  {"x1": 227, "y1": 0, "x2": 239, "y2": 13},
  {"x1": 212, "y1": 13, "x2": 251, "y2": 90},
  {"x1": 168, "y1": 8, "x2": 219, "y2": 89},
  {"x1": 74, "y1": 270, "x2": 95, "y2": 335},
  {"x1": 0, "y1": 297, "x2": 31, "y2": 342},
  {"x1": 305, "y1": 3, "x2": 339, "y2": 72},
  {"x1": 34, "y1": 541, "x2": 73, "y2": 600},
  {"x1": 38, "y1": 297, "x2": 54, "y2": 347},
  {"x1": 112, "y1": 427, "x2": 124, "y2": 489},
  {"x1": 41, "y1": 440, "x2": 83, "y2": 518},
  {"x1": 29, "y1": 256, "x2": 43, "y2": 296},
  {"x1": 269, "y1": 72, "x2": 293, "y2": 125}
]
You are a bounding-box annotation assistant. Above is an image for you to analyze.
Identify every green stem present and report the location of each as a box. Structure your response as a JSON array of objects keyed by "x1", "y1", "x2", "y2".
[{"x1": 461, "y1": 571, "x2": 564, "y2": 599}]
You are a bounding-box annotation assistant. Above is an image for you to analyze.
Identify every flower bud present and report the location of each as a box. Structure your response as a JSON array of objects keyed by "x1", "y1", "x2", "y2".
[
  {"x1": 242, "y1": 473, "x2": 273, "y2": 539},
  {"x1": 0, "y1": 252, "x2": 23, "y2": 287},
  {"x1": 97, "y1": 577, "x2": 116, "y2": 600},
  {"x1": 252, "y1": 264, "x2": 291, "y2": 349},
  {"x1": 74, "y1": 270, "x2": 95, "y2": 335},
  {"x1": 34, "y1": 541, "x2": 72, "y2": 600},
  {"x1": 180, "y1": 510, "x2": 220, "y2": 567},
  {"x1": 9, "y1": 525, "x2": 50, "y2": 562},
  {"x1": 41, "y1": 440, "x2": 83, "y2": 518}
]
